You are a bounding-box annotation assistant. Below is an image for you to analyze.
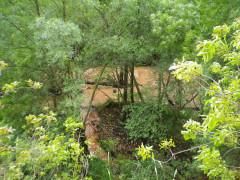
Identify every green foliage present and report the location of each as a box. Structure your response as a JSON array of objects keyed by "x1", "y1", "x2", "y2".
[
  {"x1": 0, "y1": 71, "x2": 86, "y2": 179},
  {"x1": 2, "y1": 80, "x2": 42, "y2": 95},
  {"x1": 196, "y1": 146, "x2": 235, "y2": 179},
  {"x1": 124, "y1": 101, "x2": 192, "y2": 144},
  {"x1": 0, "y1": 8, "x2": 84, "y2": 129},
  {"x1": 127, "y1": 160, "x2": 173, "y2": 180},
  {"x1": 170, "y1": 60, "x2": 203, "y2": 82},
  {"x1": 2, "y1": 81, "x2": 20, "y2": 94},
  {"x1": 171, "y1": 19, "x2": 240, "y2": 179},
  {"x1": 31, "y1": 17, "x2": 82, "y2": 66},
  {"x1": 196, "y1": 0, "x2": 240, "y2": 36},
  {"x1": 151, "y1": 0, "x2": 198, "y2": 61},
  {"x1": 64, "y1": 117, "x2": 84, "y2": 134},
  {"x1": 124, "y1": 102, "x2": 168, "y2": 143},
  {"x1": 80, "y1": 0, "x2": 201, "y2": 68},
  {"x1": 111, "y1": 157, "x2": 203, "y2": 180},
  {"x1": 0, "y1": 111, "x2": 86, "y2": 179},
  {"x1": 126, "y1": 142, "x2": 205, "y2": 180},
  {"x1": 0, "y1": 61, "x2": 8, "y2": 71},
  {"x1": 100, "y1": 139, "x2": 117, "y2": 154},
  {"x1": 88, "y1": 157, "x2": 111, "y2": 180},
  {"x1": 1, "y1": 0, "x2": 240, "y2": 179}
]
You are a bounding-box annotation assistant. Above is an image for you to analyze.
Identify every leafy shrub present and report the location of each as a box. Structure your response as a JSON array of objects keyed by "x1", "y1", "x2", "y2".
[
  {"x1": 88, "y1": 157, "x2": 112, "y2": 180},
  {"x1": 124, "y1": 102, "x2": 167, "y2": 143},
  {"x1": 113, "y1": 158, "x2": 164, "y2": 180},
  {"x1": 124, "y1": 101, "x2": 194, "y2": 143},
  {"x1": 100, "y1": 139, "x2": 117, "y2": 154},
  {"x1": 170, "y1": 19, "x2": 240, "y2": 179},
  {"x1": 0, "y1": 112, "x2": 87, "y2": 179}
]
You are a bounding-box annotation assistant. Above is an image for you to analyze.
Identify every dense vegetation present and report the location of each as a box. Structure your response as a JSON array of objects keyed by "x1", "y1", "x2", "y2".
[{"x1": 1, "y1": 0, "x2": 240, "y2": 179}]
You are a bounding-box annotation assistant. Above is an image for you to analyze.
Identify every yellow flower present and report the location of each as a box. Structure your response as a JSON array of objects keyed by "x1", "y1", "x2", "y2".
[
  {"x1": 159, "y1": 138, "x2": 175, "y2": 150},
  {"x1": 26, "y1": 79, "x2": 42, "y2": 89},
  {"x1": 0, "y1": 126, "x2": 14, "y2": 136},
  {"x1": 137, "y1": 144, "x2": 153, "y2": 160},
  {"x1": 25, "y1": 114, "x2": 41, "y2": 126},
  {"x1": 2, "y1": 81, "x2": 19, "y2": 93},
  {"x1": 0, "y1": 61, "x2": 8, "y2": 71}
]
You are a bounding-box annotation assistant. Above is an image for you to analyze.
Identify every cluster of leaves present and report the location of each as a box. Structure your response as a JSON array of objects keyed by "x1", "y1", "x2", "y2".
[
  {"x1": 0, "y1": 60, "x2": 87, "y2": 179},
  {"x1": 88, "y1": 153, "x2": 202, "y2": 180},
  {"x1": 159, "y1": 138, "x2": 176, "y2": 150},
  {"x1": 0, "y1": 14, "x2": 84, "y2": 132},
  {"x1": 122, "y1": 141, "x2": 202, "y2": 180},
  {"x1": 0, "y1": 110, "x2": 86, "y2": 179},
  {"x1": 151, "y1": 0, "x2": 198, "y2": 61},
  {"x1": 79, "y1": 0, "x2": 203, "y2": 68},
  {"x1": 137, "y1": 144, "x2": 153, "y2": 161},
  {"x1": 124, "y1": 102, "x2": 168, "y2": 143},
  {"x1": 0, "y1": 61, "x2": 8, "y2": 71},
  {"x1": 170, "y1": 60, "x2": 203, "y2": 82},
  {"x1": 124, "y1": 100, "x2": 196, "y2": 144},
  {"x1": 100, "y1": 139, "x2": 117, "y2": 154},
  {"x1": 31, "y1": 17, "x2": 82, "y2": 67},
  {"x1": 170, "y1": 19, "x2": 240, "y2": 179},
  {"x1": 2, "y1": 79, "x2": 42, "y2": 94}
]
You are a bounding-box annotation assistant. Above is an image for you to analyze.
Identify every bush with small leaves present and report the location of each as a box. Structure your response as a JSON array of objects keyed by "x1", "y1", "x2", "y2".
[
  {"x1": 170, "y1": 19, "x2": 240, "y2": 179},
  {"x1": 0, "y1": 111, "x2": 87, "y2": 179}
]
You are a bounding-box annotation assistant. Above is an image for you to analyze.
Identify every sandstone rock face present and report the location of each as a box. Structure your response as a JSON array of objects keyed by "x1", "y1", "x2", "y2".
[
  {"x1": 82, "y1": 67, "x2": 158, "y2": 159},
  {"x1": 82, "y1": 67, "x2": 159, "y2": 105},
  {"x1": 133, "y1": 67, "x2": 158, "y2": 87},
  {"x1": 81, "y1": 66, "x2": 200, "y2": 159},
  {"x1": 82, "y1": 67, "x2": 199, "y2": 108},
  {"x1": 81, "y1": 85, "x2": 120, "y2": 108},
  {"x1": 83, "y1": 66, "x2": 158, "y2": 88},
  {"x1": 84, "y1": 108, "x2": 107, "y2": 159}
]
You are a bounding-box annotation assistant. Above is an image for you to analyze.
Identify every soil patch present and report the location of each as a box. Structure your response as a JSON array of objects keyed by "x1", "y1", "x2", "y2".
[{"x1": 98, "y1": 103, "x2": 139, "y2": 157}]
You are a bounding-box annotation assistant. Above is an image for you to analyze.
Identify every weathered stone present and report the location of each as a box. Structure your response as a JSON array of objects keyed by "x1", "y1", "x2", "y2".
[{"x1": 82, "y1": 66, "x2": 200, "y2": 159}]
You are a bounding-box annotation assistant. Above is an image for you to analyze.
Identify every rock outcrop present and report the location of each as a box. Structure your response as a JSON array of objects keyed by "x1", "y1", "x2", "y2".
[{"x1": 81, "y1": 66, "x2": 200, "y2": 159}]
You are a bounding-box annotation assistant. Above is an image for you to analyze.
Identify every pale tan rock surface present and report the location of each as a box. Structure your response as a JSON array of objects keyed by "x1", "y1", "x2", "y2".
[{"x1": 82, "y1": 66, "x2": 200, "y2": 159}]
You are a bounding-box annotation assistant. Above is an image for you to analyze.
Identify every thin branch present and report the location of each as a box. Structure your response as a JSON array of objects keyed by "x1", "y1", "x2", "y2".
[
  {"x1": 133, "y1": 72, "x2": 144, "y2": 102},
  {"x1": 158, "y1": 144, "x2": 206, "y2": 164},
  {"x1": 222, "y1": 147, "x2": 240, "y2": 158},
  {"x1": 93, "y1": 5, "x2": 109, "y2": 33},
  {"x1": 1, "y1": 14, "x2": 34, "y2": 43},
  {"x1": 83, "y1": 64, "x2": 108, "y2": 123},
  {"x1": 182, "y1": 93, "x2": 199, "y2": 108},
  {"x1": 97, "y1": 86, "x2": 114, "y2": 101}
]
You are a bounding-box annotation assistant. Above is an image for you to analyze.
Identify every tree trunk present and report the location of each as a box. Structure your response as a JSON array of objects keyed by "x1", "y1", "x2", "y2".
[
  {"x1": 34, "y1": 0, "x2": 40, "y2": 16},
  {"x1": 62, "y1": 0, "x2": 66, "y2": 21},
  {"x1": 119, "y1": 67, "x2": 124, "y2": 86},
  {"x1": 158, "y1": 71, "x2": 163, "y2": 105},
  {"x1": 123, "y1": 64, "x2": 128, "y2": 105},
  {"x1": 130, "y1": 63, "x2": 134, "y2": 103},
  {"x1": 133, "y1": 73, "x2": 144, "y2": 102}
]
